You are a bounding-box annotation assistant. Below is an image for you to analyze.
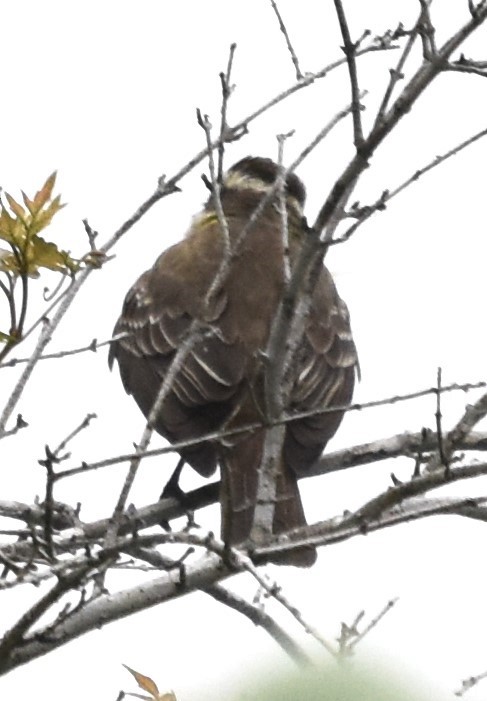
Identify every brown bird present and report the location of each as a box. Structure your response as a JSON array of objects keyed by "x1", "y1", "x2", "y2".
[{"x1": 109, "y1": 156, "x2": 357, "y2": 566}]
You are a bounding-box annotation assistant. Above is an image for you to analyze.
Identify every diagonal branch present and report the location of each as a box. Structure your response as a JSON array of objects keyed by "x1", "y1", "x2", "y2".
[
  {"x1": 217, "y1": 43, "x2": 237, "y2": 183},
  {"x1": 314, "y1": 2, "x2": 487, "y2": 240},
  {"x1": 124, "y1": 545, "x2": 311, "y2": 667},
  {"x1": 333, "y1": 0, "x2": 364, "y2": 147},
  {"x1": 268, "y1": 0, "x2": 303, "y2": 79},
  {"x1": 335, "y1": 124, "x2": 487, "y2": 245}
]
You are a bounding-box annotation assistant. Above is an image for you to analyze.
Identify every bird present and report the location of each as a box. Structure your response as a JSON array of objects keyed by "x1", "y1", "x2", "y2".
[{"x1": 109, "y1": 156, "x2": 357, "y2": 566}]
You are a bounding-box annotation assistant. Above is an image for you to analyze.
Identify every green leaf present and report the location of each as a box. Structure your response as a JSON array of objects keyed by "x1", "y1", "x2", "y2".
[{"x1": 0, "y1": 330, "x2": 14, "y2": 343}]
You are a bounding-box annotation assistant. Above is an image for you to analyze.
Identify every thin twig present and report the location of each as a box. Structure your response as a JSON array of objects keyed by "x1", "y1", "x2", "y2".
[
  {"x1": 53, "y1": 377, "x2": 487, "y2": 481},
  {"x1": 347, "y1": 598, "x2": 399, "y2": 652},
  {"x1": 2, "y1": 489, "x2": 487, "y2": 581},
  {"x1": 334, "y1": 124, "x2": 487, "y2": 245},
  {"x1": 123, "y1": 543, "x2": 311, "y2": 665},
  {"x1": 256, "y1": 95, "x2": 364, "y2": 455},
  {"x1": 217, "y1": 43, "x2": 237, "y2": 183},
  {"x1": 435, "y1": 367, "x2": 447, "y2": 468},
  {"x1": 313, "y1": 2, "x2": 487, "y2": 242},
  {"x1": 425, "y1": 386, "x2": 487, "y2": 474},
  {"x1": 2, "y1": 487, "x2": 486, "y2": 676},
  {"x1": 0, "y1": 562, "x2": 92, "y2": 663},
  {"x1": 39, "y1": 447, "x2": 56, "y2": 560},
  {"x1": 229, "y1": 35, "x2": 397, "y2": 144},
  {"x1": 0, "y1": 333, "x2": 128, "y2": 369},
  {"x1": 276, "y1": 131, "x2": 294, "y2": 283},
  {"x1": 447, "y1": 54, "x2": 487, "y2": 77},
  {"x1": 236, "y1": 552, "x2": 338, "y2": 657},
  {"x1": 375, "y1": 12, "x2": 425, "y2": 124},
  {"x1": 255, "y1": 490, "x2": 487, "y2": 562},
  {"x1": 333, "y1": 0, "x2": 364, "y2": 147},
  {"x1": 206, "y1": 582, "x2": 311, "y2": 666},
  {"x1": 269, "y1": 0, "x2": 303, "y2": 79},
  {"x1": 197, "y1": 110, "x2": 231, "y2": 275},
  {"x1": 343, "y1": 460, "x2": 487, "y2": 525},
  {"x1": 417, "y1": 0, "x2": 437, "y2": 58},
  {"x1": 455, "y1": 667, "x2": 487, "y2": 696},
  {"x1": 0, "y1": 319, "x2": 51, "y2": 438},
  {"x1": 104, "y1": 325, "x2": 204, "y2": 552},
  {"x1": 55, "y1": 413, "x2": 97, "y2": 457}
]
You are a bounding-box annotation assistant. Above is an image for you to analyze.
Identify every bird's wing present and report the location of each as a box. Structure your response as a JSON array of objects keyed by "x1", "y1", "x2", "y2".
[
  {"x1": 284, "y1": 277, "x2": 358, "y2": 475},
  {"x1": 109, "y1": 252, "x2": 247, "y2": 476}
]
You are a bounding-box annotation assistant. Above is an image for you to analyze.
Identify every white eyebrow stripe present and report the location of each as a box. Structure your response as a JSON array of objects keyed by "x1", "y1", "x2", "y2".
[{"x1": 223, "y1": 171, "x2": 303, "y2": 215}]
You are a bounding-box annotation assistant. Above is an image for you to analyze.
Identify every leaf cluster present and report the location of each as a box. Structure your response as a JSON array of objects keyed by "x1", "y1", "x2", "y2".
[{"x1": 0, "y1": 172, "x2": 76, "y2": 277}]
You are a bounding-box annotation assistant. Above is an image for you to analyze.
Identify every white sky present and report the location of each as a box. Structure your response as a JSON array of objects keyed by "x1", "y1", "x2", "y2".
[{"x1": 1, "y1": 1, "x2": 487, "y2": 699}]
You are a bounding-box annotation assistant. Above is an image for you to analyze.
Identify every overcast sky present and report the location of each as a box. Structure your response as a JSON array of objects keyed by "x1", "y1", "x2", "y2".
[{"x1": 1, "y1": 1, "x2": 487, "y2": 700}]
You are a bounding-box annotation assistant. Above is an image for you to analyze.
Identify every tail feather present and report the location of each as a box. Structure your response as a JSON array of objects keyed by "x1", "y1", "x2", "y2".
[{"x1": 220, "y1": 432, "x2": 316, "y2": 567}]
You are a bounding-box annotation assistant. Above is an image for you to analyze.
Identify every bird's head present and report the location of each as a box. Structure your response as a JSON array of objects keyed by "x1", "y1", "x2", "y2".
[{"x1": 219, "y1": 156, "x2": 306, "y2": 217}]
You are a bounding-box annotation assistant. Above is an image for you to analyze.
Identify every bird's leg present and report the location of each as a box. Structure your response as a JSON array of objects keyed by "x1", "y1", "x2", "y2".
[
  {"x1": 160, "y1": 456, "x2": 186, "y2": 502},
  {"x1": 159, "y1": 458, "x2": 201, "y2": 532},
  {"x1": 159, "y1": 457, "x2": 188, "y2": 531}
]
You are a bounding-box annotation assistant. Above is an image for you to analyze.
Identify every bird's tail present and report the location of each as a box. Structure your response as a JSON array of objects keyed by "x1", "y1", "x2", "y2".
[{"x1": 219, "y1": 431, "x2": 316, "y2": 567}]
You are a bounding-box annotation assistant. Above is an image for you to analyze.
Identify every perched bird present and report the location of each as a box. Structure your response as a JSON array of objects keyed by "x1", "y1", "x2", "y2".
[{"x1": 109, "y1": 156, "x2": 357, "y2": 566}]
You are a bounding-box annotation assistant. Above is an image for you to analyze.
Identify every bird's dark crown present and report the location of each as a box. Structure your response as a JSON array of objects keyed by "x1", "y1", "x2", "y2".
[{"x1": 222, "y1": 156, "x2": 306, "y2": 212}]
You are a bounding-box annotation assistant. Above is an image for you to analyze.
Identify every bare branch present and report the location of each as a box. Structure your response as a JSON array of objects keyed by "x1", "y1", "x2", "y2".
[
  {"x1": 0, "y1": 561, "x2": 93, "y2": 664},
  {"x1": 234, "y1": 552, "x2": 337, "y2": 657},
  {"x1": 447, "y1": 54, "x2": 487, "y2": 77},
  {"x1": 51, "y1": 377, "x2": 487, "y2": 482},
  {"x1": 121, "y1": 544, "x2": 310, "y2": 665},
  {"x1": 434, "y1": 367, "x2": 447, "y2": 469},
  {"x1": 56, "y1": 413, "x2": 97, "y2": 456},
  {"x1": 314, "y1": 3, "x2": 487, "y2": 239},
  {"x1": 268, "y1": 0, "x2": 303, "y2": 79},
  {"x1": 217, "y1": 43, "x2": 237, "y2": 182},
  {"x1": 197, "y1": 110, "x2": 232, "y2": 300},
  {"x1": 417, "y1": 0, "x2": 437, "y2": 59},
  {"x1": 456, "y1": 667, "x2": 487, "y2": 696},
  {"x1": 230, "y1": 35, "x2": 397, "y2": 141},
  {"x1": 254, "y1": 488, "x2": 487, "y2": 562},
  {"x1": 346, "y1": 598, "x2": 399, "y2": 652},
  {"x1": 204, "y1": 583, "x2": 311, "y2": 666},
  {"x1": 335, "y1": 124, "x2": 487, "y2": 245},
  {"x1": 0, "y1": 319, "x2": 51, "y2": 438},
  {"x1": 375, "y1": 13, "x2": 425, "y2": 124},
  {"x1": 425, "y1": 386, "x2": 487, "y2": 473},
  {"x1": 104, "y1": 327, "x2": 204, "y2": 547},
  {"x1": 0, "y1": 334, "x2": 127, "y2": 369},
  {"x1": 333, "y1": 0, "x2": 364, "y2": 147},
  {"x1": 0, "y1": 552, "x2": 225, "y2": 675}
]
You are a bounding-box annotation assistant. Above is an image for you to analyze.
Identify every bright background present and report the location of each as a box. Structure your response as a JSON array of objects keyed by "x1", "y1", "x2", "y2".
[{"x1": 1, "y1": 1, "x2": 487, "y2": 699}]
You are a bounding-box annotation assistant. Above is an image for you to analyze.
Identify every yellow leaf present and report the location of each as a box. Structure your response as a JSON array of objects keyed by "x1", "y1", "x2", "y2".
[
  {"x1": 0, "y1": 249, "x2": 20, "y2": 274},
  {"x1": 0, "y1": 208, "x2": 27, "y2": 247},
  {"x1": 30, "y1": 195, "x2": 65, "y2": 236},
  {"x1": 22, "y1": 191, "x2": 36, "y2": 215},
  {"x1": 33, "y1": 171, "x2": 57, "y2": 211},
  {"x1": 123, "y1": 665, "x2": 176, "y2": 701},
  {"x1": 123, "y1": 665, "x2": 160, "y2": 698},
  {"x1": 5, "y1": 193, "x2": 26, "y2": 220},
  {"x1": 0, "y1": 174, "x2": 70, "y2": 277},
  {"x1": 25, "y1": 236, "x2": 75, "y2": 275},
  {"x1": 0, "y1": 207, "x2": 16, "y2": 241}
]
